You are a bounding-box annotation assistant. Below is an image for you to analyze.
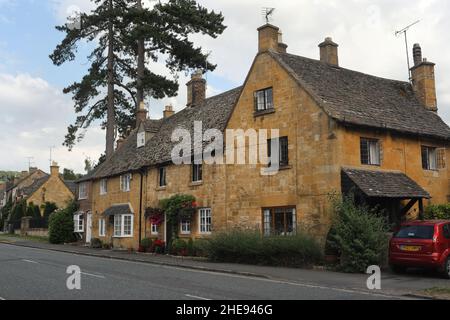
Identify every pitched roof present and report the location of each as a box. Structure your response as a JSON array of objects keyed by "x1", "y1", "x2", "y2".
[
  {"x1": 342, "y1": 168, "x2": 431, "y2": 199},
  {"x1": 21, "y1": 176, "x2": 49, "y2": 197},
  {"x1": 86, "y1": 86, "x2": 242, "y2": 180},
  {"x1": 271, "y1": 51, "x2": 450, "y2": 141},
  {"x1": 21, "y1": 175, "x2": 77, "y2": 197},
  {"x1": 63, "y1": 180, "x2": 77, "y2": 195}
]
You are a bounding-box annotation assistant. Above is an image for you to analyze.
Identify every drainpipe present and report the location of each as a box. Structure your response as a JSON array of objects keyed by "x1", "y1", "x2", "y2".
[{"x1": 138, "y1": 168, "x2": 145, "y2": 246}]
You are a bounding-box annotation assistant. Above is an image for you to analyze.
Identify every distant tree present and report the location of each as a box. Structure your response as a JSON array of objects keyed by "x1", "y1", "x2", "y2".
[
  {"x1": 63, "y1": 168, "x2": 79, "y2": 180},
  {"x1": 10, "y1": 200, "x2": 27, "y2": 221},
  {"x1": 42, "y1": 202, "x2": 58, "y2": 222},
  {"x1": 84, "y1": 157, "x2": 94, "y2": 173},
  {"x1": 26, "y1": 203, "x2": 42, "y2": 219},
  {"x1": 51, "y1": 0, "x2": 226, "y2": 158}
]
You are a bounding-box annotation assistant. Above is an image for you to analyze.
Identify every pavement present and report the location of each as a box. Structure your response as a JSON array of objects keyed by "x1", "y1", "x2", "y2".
[{"x1": 0, "y1": 235, "x2": 449, "y2": 300}]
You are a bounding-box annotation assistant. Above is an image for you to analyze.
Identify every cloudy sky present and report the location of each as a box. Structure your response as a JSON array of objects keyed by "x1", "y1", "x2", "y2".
[{"x1": 0, "y1": 0, "x2": 449, "y2": 173}]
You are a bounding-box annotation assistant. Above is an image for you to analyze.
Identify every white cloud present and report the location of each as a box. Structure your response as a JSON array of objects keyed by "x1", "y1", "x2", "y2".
[{"x1": 0, "y1": 73, "x2": 104, "y2": 173}]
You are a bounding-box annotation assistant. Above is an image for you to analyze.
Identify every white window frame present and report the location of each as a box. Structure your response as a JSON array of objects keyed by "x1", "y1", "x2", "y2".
[
  {"x1": 120, "y1": 174, "x2": 132, "y2": 192},
  {"x1": 422, "y1": 146, "x2": 438, "y2": 171},
  {"x1": 99, "y1": 219, "x2": 106, "y2": 237},
  {"x1": 151, "y1": 223, "x2": 159, "y2": 236},
  {"x1": 361, "y1": 138, "x2": 381, "y2": 166},
  {"x1": 113, "y1": 214, "x2": 133, "y2": 238},
  {"x1": 137, "y1": 131, "x2": 146, "y2": 148},
  {"x1": 180, "y1": 220, "x2": 191, "y2": 235},
  {"x1": 199, "y1": 208, "x2": 212, "y2": 235},
  {"x1": 100, "y1": 179, "x2": 108, "y2": 195},
  {"x1": 78, "y1": 183, "x2": 88, "y2": 200},
  {"x1": 74, "y1": 214, "x2": 84, "y2": 233}
]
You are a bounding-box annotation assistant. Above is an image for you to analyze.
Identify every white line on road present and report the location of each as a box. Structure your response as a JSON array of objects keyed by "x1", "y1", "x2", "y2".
[
  {"x1": 81, "y1": 272, "x2": 106, "y2": 279},
  {"x1": 22, "y1": 259, "x2": 38, "y2": 264},
  {"x1": 185, "y1": 294, "x2": 211, "y2": 300}
]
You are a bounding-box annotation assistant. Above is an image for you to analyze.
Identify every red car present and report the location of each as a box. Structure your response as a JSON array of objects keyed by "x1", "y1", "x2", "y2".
[{"x1": 389, "y1": 220, "x2": 450, "y2": 278}]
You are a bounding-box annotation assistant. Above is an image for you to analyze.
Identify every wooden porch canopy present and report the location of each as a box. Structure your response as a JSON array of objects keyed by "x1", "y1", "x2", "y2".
[
  {"x1": 341, "y1": 168, "x2": 431, "y2": 217},
  {"x1": 103, "y1": 204, "x2": 133, "y2": 216}
]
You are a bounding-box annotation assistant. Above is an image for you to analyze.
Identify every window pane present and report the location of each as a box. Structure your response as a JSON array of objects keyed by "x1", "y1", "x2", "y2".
[
  {"x1": 114, "y1": 215, "x2": 122, "y2": 236},
  {"x1": 257, "y1": 90, "x2": 266, "y2": 110},
  {"x1": 369, "y1": 140, "x2": 380, "y2": 165},
  {"x1": 422, "y1": 146, "x2": 429, "y2": 170},
  {"x1": 360, "y1": 139, "x2": 369, "y2": 165},
  {"x1": 263, "y1": 209, "x2": 271, "y2": 236},
  {"x1": 429, "y1": 148, "x2": 437, "y2": 170},
  {"x1": 280, "y1": 137, "x2": 289, "y2": 166},
  {"x1": 200, "y1": 209, "x2": 212, "y2": 233},
  {"x1": 265, "y1": 88, "x2": 273, "y2": 109}
]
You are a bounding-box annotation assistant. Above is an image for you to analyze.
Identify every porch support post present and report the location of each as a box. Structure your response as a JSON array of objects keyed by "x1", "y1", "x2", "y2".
[
  {"x1": 418, "y1": 199, "x2": 424, "y2": 220},
  {"x1": 400, "y1": 199, "x2": 418, "y2": 216}
]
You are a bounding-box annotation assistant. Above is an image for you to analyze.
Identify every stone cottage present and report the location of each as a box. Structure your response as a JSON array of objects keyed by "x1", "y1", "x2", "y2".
[{"x1": 76, "y1": 23, "x2": 450, "y2": 249}]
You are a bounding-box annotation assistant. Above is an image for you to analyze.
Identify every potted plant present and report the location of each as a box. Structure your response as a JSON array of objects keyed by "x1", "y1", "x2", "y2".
[{"x1": 145, "y1": 207, "x2": 164, "y2": 226}]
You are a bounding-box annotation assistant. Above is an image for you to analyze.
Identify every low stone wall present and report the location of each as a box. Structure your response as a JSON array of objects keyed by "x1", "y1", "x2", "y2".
[{"x1": 25, "y1": 229, "x2": 49, "y2": 237}]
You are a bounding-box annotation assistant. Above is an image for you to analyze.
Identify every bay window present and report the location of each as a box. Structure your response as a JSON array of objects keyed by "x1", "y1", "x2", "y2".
[{"x1": 113, "y1": 214, "x2": 133, "y2": 237}]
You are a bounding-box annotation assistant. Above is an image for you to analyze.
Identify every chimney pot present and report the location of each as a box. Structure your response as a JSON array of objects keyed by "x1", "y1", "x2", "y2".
[
  {"x1": 186, "y1": 70, "x2": 206, "y2": 107},
  {"x1": 50, "y1": 162, "x2": 59, "y2": 177},
  {"x1": 413, "y1": 43, "x2": 422, "y2": 66},
  {"x1": 319, "y1": 37, "x2": 339, "y2": 66},
  {"x1": 116, "y1": 137, "x2": 125, "y2": 150},
  {"x1": 163, "y1": 105, "x2": 175, "y2": 118}
]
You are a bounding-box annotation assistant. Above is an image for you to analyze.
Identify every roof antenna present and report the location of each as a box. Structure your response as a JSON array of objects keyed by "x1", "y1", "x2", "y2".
[
  {"x1": 395, "y1": 20, "x2": 420, "y2": 82},
  {"x1": 262, "y1": 7, "x2": 275, "y2": 24},
  {"x1": 26, "y1": 157, "x2": 34, "y2": 171}
]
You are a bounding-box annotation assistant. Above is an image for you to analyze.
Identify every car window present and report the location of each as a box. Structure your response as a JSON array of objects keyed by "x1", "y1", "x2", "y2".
[
  {"x1": 443, "y1": 224, "x2": 450, "y2": 239},
  {"x1": 395, "y1": 225, "x2": 435, "y2": 239}
]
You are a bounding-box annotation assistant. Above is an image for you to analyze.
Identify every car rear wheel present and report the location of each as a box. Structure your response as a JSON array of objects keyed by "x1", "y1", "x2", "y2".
[{"x1": 390, "y1": 265, "x2": 407, "y2": 274}]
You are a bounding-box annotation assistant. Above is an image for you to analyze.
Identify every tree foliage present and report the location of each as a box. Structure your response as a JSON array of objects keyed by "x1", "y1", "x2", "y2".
[{"x1": 51, "y1": 0, "x2": 226, "y2": 154}]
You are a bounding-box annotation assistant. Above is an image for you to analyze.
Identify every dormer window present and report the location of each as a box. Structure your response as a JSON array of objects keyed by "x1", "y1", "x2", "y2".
[{"x1": 137, "y1": 131, "x2": 145, "y2": 148}]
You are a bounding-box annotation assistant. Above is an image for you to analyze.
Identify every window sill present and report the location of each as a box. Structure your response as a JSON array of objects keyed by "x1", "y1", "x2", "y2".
[
  {"x1": 156, "y1": 186, "x2": 167, "y2": 191},
  {"x1": 254, "y1": 108, "x2": 275, "y2": 117},
  {"x1": 190, "y1": 181, "x2": 203, "y2": 187},
  {"x1": 113, "y1": 235, "x2": 133, "y2": 239},
  {"x1": 78, "y1": 197, "x2": 88, "y2": 201}
]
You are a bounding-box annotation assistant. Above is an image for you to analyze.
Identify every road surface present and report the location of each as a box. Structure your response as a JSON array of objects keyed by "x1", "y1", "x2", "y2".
[{"x1": 0, "y1": 243, "x2": 406, "y2": 300}]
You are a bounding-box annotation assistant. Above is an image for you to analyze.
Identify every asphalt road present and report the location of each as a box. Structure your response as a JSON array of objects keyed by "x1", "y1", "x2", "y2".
[{"x1": 0, "y1": 243, "x2": 405, "y2": 300}]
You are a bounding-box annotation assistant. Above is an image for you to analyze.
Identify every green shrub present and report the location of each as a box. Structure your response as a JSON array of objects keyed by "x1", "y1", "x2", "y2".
[
  {"x1": 26, "y1": 203, "x2": 42, "y2": 219},
  {"x1": 171, "y1": 239, "x2": 188, "y2": 256},
  {"x1": 10, "y1": 200, "x2": 26, "y2": 221},
  {"x1": 424, "y1": 204, "x2": 450, "y2": 220},
  {"x1": 48, "y1": 201, "x2": 78, "y2": 244},
  {"x1": 42, "y1": 202, "x2": 58, "y2": 221},
  {"x1": 187, "y1": 238, "x2": 195, "y2": 256},
  {"x1": 90, "y1": 238, "x2": 103, "y2": 249},
  {"x1": 141, "y1": 238, "x2": 153, "y2": 251},
  {"x1": 202, "y1": 229, "x2": 323, "y2": 268},
  {"x1": 329, "y1": 195, "x2": 389, "y2": 273}
]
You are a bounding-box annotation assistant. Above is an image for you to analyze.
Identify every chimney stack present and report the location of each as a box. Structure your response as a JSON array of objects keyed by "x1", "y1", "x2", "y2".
[
  {"x1": 186, "y1": 70, "x2": 206, "y2": 107},
  {"x1": 116, "y1": 137, "x2": 125, "y2": 150},
  {"x1": 319, "y1": 37, "x2": 339, "y2": 66},
  {"x1": 410, "y1": 43, "x2": 437, "y2": 112},
  {"x1": 258, "y1": 24, "x2": 288, "y2": 53},
  {"x1": 50, "y1": 161, "x2": 59, "y2": 177},
  {"x1": 137, "y1": 101, "x2": 148, "y2": 123},
  {"x1": 163, "y1": 105, "x2": 175, "y2": 118}
]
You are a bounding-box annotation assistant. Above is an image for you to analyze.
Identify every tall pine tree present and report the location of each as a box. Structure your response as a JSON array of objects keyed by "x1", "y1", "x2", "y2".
[{"x1": 51, "y1": 0, "x2": 226, "y2": 156}]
